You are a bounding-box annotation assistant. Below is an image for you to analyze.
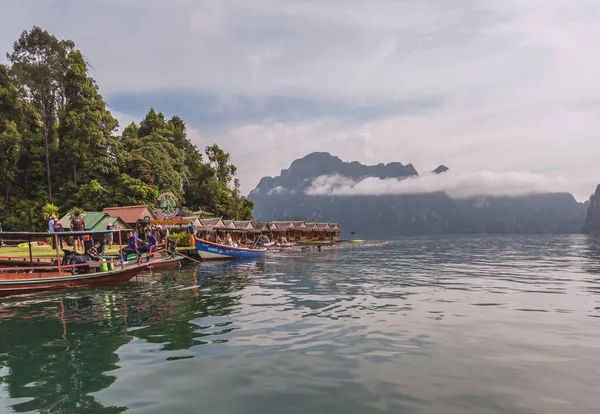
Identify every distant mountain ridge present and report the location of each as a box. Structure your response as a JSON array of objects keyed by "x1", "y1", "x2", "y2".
[
  {"x1": 250, "y1": 152, "x2": 588, "y2": 236},
  {"x1": 253, "y1": 152, "x2": 420, "y2": 194}
]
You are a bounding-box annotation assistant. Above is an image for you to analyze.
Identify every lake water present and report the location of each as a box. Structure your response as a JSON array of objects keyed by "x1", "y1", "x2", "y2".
[{"x1": 1, "y1": 235, "x2": 600, "y2": 414}]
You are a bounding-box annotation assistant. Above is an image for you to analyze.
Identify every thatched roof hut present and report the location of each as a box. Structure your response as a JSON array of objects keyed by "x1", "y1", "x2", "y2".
[
  {"x1": 253, "y1": 222, "x2": 269, "y2": 232},
  {"x1": 222, "y1": 220, "x2": 237, "y2": 229},
  {"x1": 233, "y1": 221, "x2": 257, "y2": 232},
  {"x1": 181, "y1": 216, "x2": 202, "y2": 227},
  {"x1": 197, "y1": 218, "x2": 226, "y2": 232},
  {"x1": 305, "y1": 222, "x2": 319, "y2": 232},
  {"x1": 272, "y1": 221, "x2": 294, "y2": 230},
  {"x1": 317, "y1": 223, "x2": 332, "y2": 232},
  {"x1": 292, "y1": 221, "x2": 308, "y2": 231}
]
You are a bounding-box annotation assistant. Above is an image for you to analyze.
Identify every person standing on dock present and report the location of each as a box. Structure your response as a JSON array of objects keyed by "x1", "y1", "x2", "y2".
[
  {"x1": 106, "y1": 223, "x2": 114, "y2": 249},
  {"x1": 49, "y1": 215, "x2": 57, "y2": 249},
  {"x1": 48, "y1": 215, "x2": 55, "y2": 233},
  {"x1": 70, "y1": 212, "x2": 85, "y2": 252},
  {"x1": 53, "y1": 219, "x2": 64, "y2": 249}
]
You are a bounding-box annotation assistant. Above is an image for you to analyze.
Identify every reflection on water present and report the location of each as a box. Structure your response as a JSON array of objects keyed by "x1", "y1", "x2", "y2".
[{"x1": 1, "y1": 235, "x2": 600, "y2": 413}]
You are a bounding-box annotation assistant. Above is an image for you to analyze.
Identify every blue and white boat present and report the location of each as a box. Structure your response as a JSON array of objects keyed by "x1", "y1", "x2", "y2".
[{"x1": 194, "y1": 238, "x2": 267, "y2": 260}]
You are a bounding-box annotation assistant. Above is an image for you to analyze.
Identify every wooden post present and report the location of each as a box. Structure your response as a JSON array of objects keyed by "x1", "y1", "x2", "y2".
[
  {"x1": 118, "y1": 230, "x2": 124, "y2": 269},
  {"x1": 28, "y1": 235, "x2": 33, "y2": 269},
  {"x1": 54, "y1": 234, "x2": 62, "y2": 275}
]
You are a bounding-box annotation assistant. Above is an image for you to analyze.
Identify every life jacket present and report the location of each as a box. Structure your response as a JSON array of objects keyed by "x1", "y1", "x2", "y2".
[{"x1": 71, "y1": 217, "x2": 84, "y2": 230}]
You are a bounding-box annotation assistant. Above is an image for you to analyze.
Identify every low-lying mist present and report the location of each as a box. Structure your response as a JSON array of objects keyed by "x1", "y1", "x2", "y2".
[{"x1": 305, "y1": 171, "x2": 595, "y2": 201}]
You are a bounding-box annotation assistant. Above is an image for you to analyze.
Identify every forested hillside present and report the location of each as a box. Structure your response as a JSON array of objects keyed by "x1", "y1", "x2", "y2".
[{"x1": 0, "y1": 26, "x2": 252, "y2": 231}]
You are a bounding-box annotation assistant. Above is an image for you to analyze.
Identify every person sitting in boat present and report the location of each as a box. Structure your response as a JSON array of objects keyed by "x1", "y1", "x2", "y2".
[
  {"x1": 225, "y1": 233, "x2": 233, "y2": 247},
  {"x1": 120, "y1": 231, "x2": 139, "y2": 263},
  {"x1": 256, "y1": 234, "x2": 270, "y2": 247},
  {"x1": 138, "y1": 230, "x2": 158, "y2": 256},
  {"x1": 204, "y1": 232, "x2": 211, "y2": 241},
  {"x1": 216, "y1": 233, "x2": 222, "y2": 244},
  {"x1": 280, "y1": 236, "x2": 288, "y2": 244},
  {"x1": 66, "y1": 239, "x2": 103, "y2": 274}
]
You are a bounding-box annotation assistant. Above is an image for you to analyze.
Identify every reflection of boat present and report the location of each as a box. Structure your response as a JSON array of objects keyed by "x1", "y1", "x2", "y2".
[{"x1": 194, "y1": 238, "x2": 267, "y2": 260}]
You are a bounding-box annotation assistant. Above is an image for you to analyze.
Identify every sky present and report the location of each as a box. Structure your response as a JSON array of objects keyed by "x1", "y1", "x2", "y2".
[{"x1": 1, "y1": 0, "x2": 599, "y2": 200}]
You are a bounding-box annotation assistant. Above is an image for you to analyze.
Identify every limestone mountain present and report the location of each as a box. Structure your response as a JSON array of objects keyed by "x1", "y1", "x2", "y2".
[
  {"x1": 581, "y1": 185, "x2": 600, "y2": 235},
  {"x1": 253, "y1": 152, "x2": 417, "y2": 194},
  {"x1": 249, "y1": 153, "x2": 588, "y2": 237}
]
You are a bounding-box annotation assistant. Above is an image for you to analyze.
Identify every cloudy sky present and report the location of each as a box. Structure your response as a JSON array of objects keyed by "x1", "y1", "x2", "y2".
[{"x1": 1, "y1": 0, "x2": 599, "y2": 199}]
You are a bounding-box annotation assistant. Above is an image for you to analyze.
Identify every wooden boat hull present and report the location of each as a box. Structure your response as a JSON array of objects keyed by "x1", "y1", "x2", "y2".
[
  {"x1": 194, "y1": 238, "x2": 266, "y2": 260},
  {"x1": 147, "y1": 256, "x2": 185, "y2": 271},
  {"x1": 0, "y1": 256, "x2": 55, "y2": 267},
  {"x1": 0, "y1": 264, "x2": 149, "y2": 296}
]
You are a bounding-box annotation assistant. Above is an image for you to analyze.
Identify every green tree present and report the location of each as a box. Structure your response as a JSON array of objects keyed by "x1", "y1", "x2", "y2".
[
  {"x1": 205, "y1": 144, "x2": 237, "y2": 185},
  {"x1": 58, "y1": 50, "x2": 119, "y2": 186},
  {"x1": 73, "y1": 180, "x2": 110, "y2": 211},
  {"x1": 108, "y1": 174, "x2": 159, "y2": 207},
  {"x1": 0, "y1": 27, "x2": 254, "y2": 229},
  {"x1": 239, "y1": 197, "x2": 254, "y2": 221},
  {"x1": 41, "y1": 202, "x2": 59, "y2": 220},
  {"x1": 0, "y1": 65, "x2": 24, "y2": 206},
  {"x1": 7, "y1": 26, "x2": 74, "y2": 200}
]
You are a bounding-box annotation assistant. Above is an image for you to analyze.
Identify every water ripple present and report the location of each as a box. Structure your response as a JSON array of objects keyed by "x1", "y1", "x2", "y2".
[{"x1": 1, "y1": 235, "x2": 600, "y2": 413}]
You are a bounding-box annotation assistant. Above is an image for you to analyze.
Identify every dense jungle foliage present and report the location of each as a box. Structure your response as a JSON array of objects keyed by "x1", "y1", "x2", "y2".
[{"x1": 0, "y1": 27, "x2": 253, "y2": 231}]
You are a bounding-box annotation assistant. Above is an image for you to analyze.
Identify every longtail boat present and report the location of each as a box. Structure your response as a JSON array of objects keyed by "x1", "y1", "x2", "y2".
[
  {"x1": 194, "y1": 237, "x2": 267, "y2": 260},
  {"x1": 147, "y1": 255, "x2": 186, "y2": 271},
  {"x1": 0, "y1": 230, "x2": 171, "y2": 296}
]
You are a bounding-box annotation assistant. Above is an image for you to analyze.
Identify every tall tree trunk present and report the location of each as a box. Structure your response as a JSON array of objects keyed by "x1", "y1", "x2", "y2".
[
  {"x1": 73, "y1": 163, "x2": 77, "y2": 186},
  {"x1": 44, "y1": 122, "x2": 52, "y2": 200}
]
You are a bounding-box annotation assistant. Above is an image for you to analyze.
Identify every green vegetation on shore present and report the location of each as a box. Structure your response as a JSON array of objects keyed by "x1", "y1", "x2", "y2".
[{"x1": 0, "y1": 26, "x2": 253, "y2": 232}]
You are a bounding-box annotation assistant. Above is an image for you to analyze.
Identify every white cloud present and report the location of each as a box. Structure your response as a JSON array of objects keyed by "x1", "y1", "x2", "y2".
[
  {"x1": 2, "y1": 0, "x2": 599, "y2": 198},
  {"x1": 305, "y1": 171, "x2": 597, "y2": 201}
]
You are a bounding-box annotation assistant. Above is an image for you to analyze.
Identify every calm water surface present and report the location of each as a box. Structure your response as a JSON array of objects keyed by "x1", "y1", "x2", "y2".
[{"x1": 1, "y1": 235, "x2": 600, "y2": 414}]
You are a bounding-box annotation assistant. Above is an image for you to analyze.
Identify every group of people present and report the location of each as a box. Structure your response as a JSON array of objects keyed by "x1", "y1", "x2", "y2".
[
  {"x1": 119, "y1": 229, "x2": 159, "y2": 263},
  {"x1": 48, "y1": 212, "x2": 86, "y2": 251},
  {"x1": 203, "y1": 231, "x2": 236, "y2": 247}
]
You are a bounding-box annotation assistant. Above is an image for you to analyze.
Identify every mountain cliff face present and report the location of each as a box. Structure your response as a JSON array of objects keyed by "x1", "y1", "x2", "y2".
[
  {"x1": 253, "y1": 152, "x2": 417, "y2": 194},
  {"x1": 582, "y1": 185, "x2": 600, "y2": 235},
  {"x1": 249, "y1": 153, "x2": 588, "y2": 237}
]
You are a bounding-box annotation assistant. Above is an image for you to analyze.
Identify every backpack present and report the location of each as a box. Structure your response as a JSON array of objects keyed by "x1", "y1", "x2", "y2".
[
  {"x1": 53, "y1": 222, "x2": 63, "y2": 232},
  {"x1": 71, "y1": 217, "x2": 83, "y2": 230}
]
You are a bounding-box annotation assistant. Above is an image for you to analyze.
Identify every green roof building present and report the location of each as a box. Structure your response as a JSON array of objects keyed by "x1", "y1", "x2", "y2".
[{"x1": 57, "y1": 212, "x2": 130, "y2": 231}]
